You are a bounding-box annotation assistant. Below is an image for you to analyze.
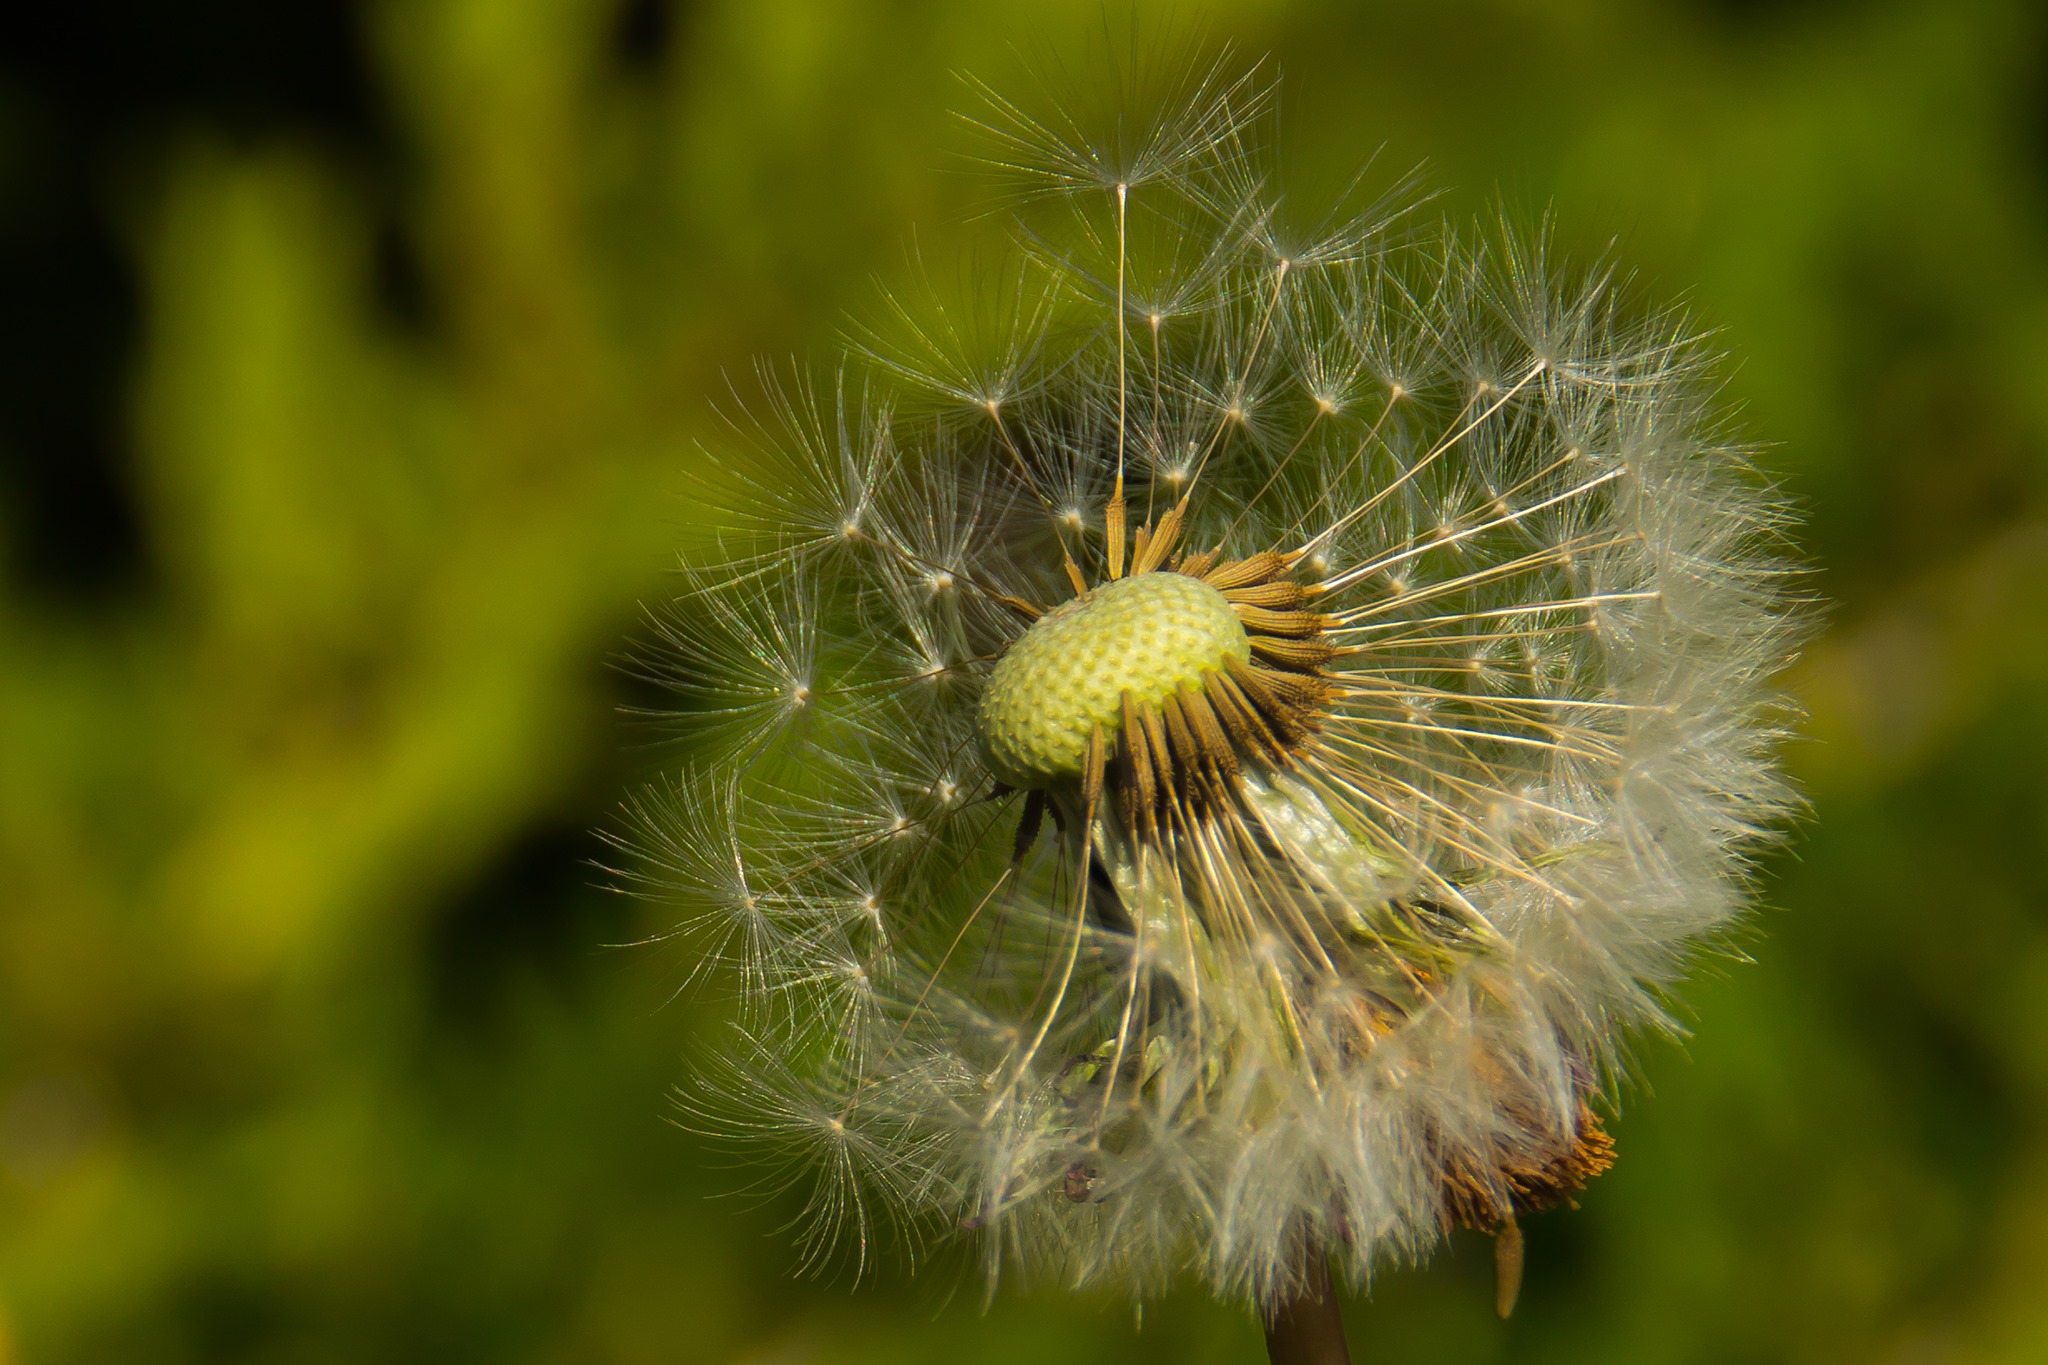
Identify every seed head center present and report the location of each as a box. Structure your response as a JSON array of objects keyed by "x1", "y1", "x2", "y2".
[{"x1": 978, "y1": 571, "x2": 1250, "y2": 789}]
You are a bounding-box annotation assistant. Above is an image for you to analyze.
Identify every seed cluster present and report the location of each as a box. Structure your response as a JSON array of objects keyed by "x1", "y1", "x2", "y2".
[
  {"x1": 1105, "y1": 543, "x2": 1338, "y2": 839},
  {"x1": 630, "y1": 64, "x2": 1804, "y2": 1317}
]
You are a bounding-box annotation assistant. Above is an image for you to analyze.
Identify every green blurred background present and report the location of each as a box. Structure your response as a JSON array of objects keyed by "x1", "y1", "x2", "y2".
[{"x1": 3, "y1": 1, "x2": 2046, "y2": 1361}]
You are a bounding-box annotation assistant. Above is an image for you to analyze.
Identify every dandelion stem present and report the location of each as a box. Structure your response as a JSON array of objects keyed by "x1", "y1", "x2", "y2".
[{"x1": 1262, "y1": 1253, "x2": 1352, "y2": 1365}]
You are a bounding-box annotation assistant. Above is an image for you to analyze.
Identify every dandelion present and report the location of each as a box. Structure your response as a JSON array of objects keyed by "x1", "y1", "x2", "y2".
[{"x1": 618, "y1": 60, "x2": 1804, "y2": 1362}]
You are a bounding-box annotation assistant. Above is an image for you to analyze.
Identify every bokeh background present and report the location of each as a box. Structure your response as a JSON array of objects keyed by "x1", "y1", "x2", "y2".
[{"x1": 4, "y1": 1, "x2": 2046, "y2": 1361}]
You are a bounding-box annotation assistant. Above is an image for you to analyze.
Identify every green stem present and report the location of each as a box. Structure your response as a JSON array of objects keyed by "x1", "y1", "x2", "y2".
[{"x1": 1262, "y1": 1253, "x2": 1352, "y2": 1365}]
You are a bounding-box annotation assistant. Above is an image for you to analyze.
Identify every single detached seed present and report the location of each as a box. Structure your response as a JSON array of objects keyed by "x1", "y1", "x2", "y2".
[{"x1": 978, "y1": 571, "x2": 1250, "y2": 788}]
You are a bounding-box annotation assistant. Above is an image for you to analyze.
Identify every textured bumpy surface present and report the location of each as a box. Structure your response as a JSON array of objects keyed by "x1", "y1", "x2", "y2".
[{"x1": 978, "y1": 571, "x2": 1251, "y2": 788}]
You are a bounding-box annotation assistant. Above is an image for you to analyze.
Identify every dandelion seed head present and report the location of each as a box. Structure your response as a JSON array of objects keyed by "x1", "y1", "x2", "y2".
[{"x1": 628, "y1": 63, "x2": 1807, "y2": 1312}]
